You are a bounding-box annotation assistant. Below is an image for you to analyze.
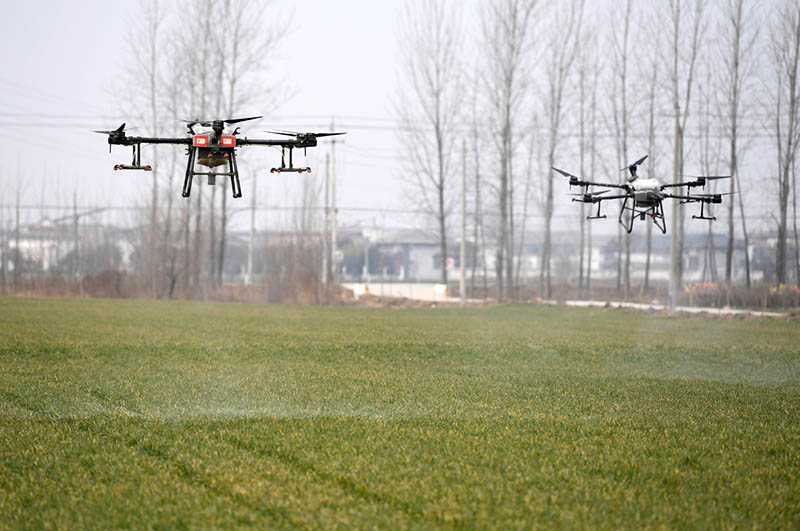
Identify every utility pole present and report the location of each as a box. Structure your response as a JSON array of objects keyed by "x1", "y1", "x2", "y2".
[
  {"x1": 73, "y1": 192, "x2": 83, "y2": 298},
  {"x1": 668, "y1": 113, "x2": 680, "y2": 314},
  {"x1": 0, "y1": 203, "x2": 6, "y2": 296},
  {"x1": 14, "y1": 187, "x2": 20, "y2": 293},
  {"x1": 322, "y1": 153, "x2": 331, "y2": 300},
  {"x1": 245, "y1": 174, "x2": 256, "y2": 286},
  {"x1": 330, "y1": 118, "x2": 338, "y2": 284},
  {"x1": 460, "y1": 140, "x2": 466, "y2": 307}
]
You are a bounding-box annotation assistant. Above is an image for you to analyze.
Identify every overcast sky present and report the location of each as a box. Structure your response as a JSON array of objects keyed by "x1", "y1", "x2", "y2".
[{"x1": 0, "y1": 0, "x2": 780, "y2": 237}]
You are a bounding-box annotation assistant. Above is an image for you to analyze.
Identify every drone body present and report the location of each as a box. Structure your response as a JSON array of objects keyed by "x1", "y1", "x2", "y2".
[
  {"x1": 553, "y1": 155, "x2": 733, "y2": 234},
  {"x1": 94, "y1": 117, "x2": 345, "y2": 199}
]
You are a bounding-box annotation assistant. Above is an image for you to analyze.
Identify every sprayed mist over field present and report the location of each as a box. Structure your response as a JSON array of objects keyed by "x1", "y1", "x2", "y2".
[{"x1": 2, "y1": 298, "x2": 797, "y2": 421}]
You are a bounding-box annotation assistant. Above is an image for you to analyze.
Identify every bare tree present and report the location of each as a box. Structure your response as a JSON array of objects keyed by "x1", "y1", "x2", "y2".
[
  {"x1": 608, "y1": 0, "x2": 635, "y2": 298},
  {"x1": 793, "y1": 155, "x2": 800, "y2": 283},
  {"x1": 665, "y1": 0, "x2": 707, "y2": 313},
  {"x1": 697, "y1": 59, "x2": 722, "y2": 282},
  {"x1": 481, "y1": 0, "x2": 537, "y2": 300},
  {"x1": 642, "y1": 27, "x2": 661, "y2": 293},
  {"x1": 161, "y1": 47, "x2": 186, "y2": 298},
  {"x1": 721, "y1": 0, "x2": 759, "y2": 287},
  {"x1": 770, "y1": 0, "x2": 800, "y2": 286},
  {"x1": 396, "y1": 0, "x2": 464, "y2": 286},
  {"x1": 122, "y1": 0, "x2": 167, "y2": 297},
  {"x1": 540, "y1": 0, "x2": 584, "y2": 299},
  {"x1": 575, "y1": 21, "x2": 598, "y2": 297},
  {"x1": 217, "y1": 0, "x2": 285, "y2": 288},
  {"x1": 467, "y1": 82, "x2": 485, "y2": 298},
  {"x1": 734, "y1": 160, "x2": 752, "y2": 287},
  {"x1": 514, "y1": 126, "x2": 538, "y2": 289}
]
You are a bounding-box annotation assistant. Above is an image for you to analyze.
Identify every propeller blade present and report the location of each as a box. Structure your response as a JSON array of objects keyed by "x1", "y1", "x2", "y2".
[
  {"x1": 551, "y1": 166, "x2": 579, "y2": 179},
  {"x1": 311, "y1": 132, "x2": 347, "y2": 138},
  {"x1": 265, "y1": 130, "x2": 347, "y2": 138},
  {"x1": 680, "y1": 174, "x2": 734, "y2": 180},
  {"x1": 92, "y1": 123, "x2": 126, "y2": 135},
  {"x1": 224, "y1": 115, "x2": 262, "y2": 124}
]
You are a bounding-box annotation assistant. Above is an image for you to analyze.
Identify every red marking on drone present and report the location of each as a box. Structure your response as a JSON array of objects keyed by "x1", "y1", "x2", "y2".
[{"x1": 193, "y1": 135, "x2": 209, "y2": 147}]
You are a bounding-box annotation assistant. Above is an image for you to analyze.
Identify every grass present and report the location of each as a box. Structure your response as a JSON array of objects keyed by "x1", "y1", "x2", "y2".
[{"x1": 0, "y1": 297, "x2": 798, "y2": 528}]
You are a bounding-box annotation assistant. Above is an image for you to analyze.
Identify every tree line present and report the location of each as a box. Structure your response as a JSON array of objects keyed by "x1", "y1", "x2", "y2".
[{"x1": 396, "y1": 0, "x2": 800, "y2": 301}]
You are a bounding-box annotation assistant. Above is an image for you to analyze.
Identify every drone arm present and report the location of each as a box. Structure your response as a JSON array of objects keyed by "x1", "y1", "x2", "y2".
[
  {"x1": 591, "y1": 193, "x2": 630, "y2": 202},
  {"x1": 660, "y1": 181, "x2": 701, "y2": 189},
  {"x1": 237, "y1": 138, "x2": 303, "y2": 147},
  {"x1": 571, "y1": 180, "x2": 630, "y2": 191},
  {"x1": 662, "y1": 192, "x2": 720, "y2": 204},
  {"x1": 110, "y1": 136, "x2": 193, "y2": 146},
  {"x1": 571, "y1": 193, "x2": 629, "y2": 204}
]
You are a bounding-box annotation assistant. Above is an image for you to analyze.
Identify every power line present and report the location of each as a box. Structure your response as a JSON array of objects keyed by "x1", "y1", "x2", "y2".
[{"x1": 0, "y1": 202, "x2": 781, "y2": 222}]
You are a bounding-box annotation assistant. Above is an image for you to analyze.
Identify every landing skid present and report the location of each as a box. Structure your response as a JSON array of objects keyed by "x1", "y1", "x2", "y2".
[
  {"x1": 270, "y1": 167, "x2": 311, "y2": 174},
  {"x1": 585, "y1": 201, "x2": 607, "y2": 220},
  {"x1": 114, "y1": 164, "x2": 152, "y2": 171},
  {"x1": 270, "y1": 145, "x2": 312, "y2": 174},
  {"x1": 113, "y1": 144, "x2": 152, "y2": 171}
]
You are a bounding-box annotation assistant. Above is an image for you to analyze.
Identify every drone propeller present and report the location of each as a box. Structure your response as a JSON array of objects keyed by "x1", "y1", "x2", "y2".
[
  {"x1": 183, "y1": 116, "x2": 263, "y2": 127},
  {"x1": 92, "y1": 123, "x2": 127, "y2": 152},
  {"x1": 619, "y1": 154, "x2": 649, "y2": 172},
  {"x1": 620, "y1": 154, "x2": 649, "y2": 182},
  {"x1": 92, "y1": 123, "x2": 126, "y2": 135},
  {"x1": 265, "y1": 130, "x2": 346, "y2": 138}
]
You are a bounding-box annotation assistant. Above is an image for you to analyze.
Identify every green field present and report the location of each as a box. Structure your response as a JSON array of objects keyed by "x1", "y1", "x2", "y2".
[{"x1": 0, "y1": 297, "x2": 798, "y2": 528}]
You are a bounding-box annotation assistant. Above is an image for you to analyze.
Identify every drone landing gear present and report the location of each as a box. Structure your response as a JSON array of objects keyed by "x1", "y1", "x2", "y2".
[
  {"x1": 114, "y1": 144, "x2": 152, "y2": 171},
  {"x1": 181, "y1": 148, "x2": 243, "y2": 199},
  {"x1": 690, "y1": 200, "x2": 716, "y2": 221},
  {"x1": 270, "y1": 146, "x2": 312, "y2": 174},
  {"x1": 586, "y1": 201, "x2": 607, "y2": 220},
  {"x1": 270, "y1": 167, "x2": 311, "y2": 174},
  {"x1": 619, "y1": 197, "x2": 666, "y2": 234}
]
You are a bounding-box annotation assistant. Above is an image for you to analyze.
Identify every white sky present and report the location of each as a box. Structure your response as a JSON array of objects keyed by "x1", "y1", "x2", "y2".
[{"x1": 0, "y1": 0, "x2": 782, "y2": 238}]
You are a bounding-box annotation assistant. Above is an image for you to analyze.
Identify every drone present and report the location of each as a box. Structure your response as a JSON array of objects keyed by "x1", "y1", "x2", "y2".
[
  {"x1": 94, "y1": 117, "x2": 345, "y2": 199},
  {"x1": 551, "y1": 155, "x2": 734, "y2": 234}
]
